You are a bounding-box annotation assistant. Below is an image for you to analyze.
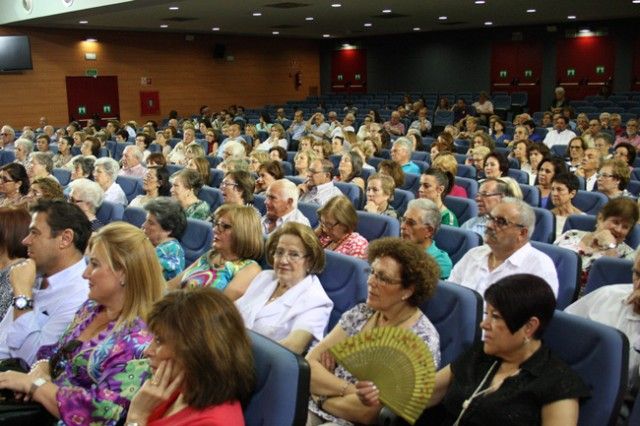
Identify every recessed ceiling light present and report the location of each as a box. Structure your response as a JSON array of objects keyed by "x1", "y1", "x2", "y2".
[
  {"x1": 212, "y1": 27, "x2": 220, "y2": 31},
  {"x1": 364, "y1": 22, "x2": 372, "y2": 27},
  {"x1": 475, "y1": 0, "x2": 485, "y2": 4},
  {"x1": 567, "y1": 15, "x2": 576, "y2": 19},
  {"x1": 322, "y1": 34, "x2": 331, "y2": 38},
  {"x1": 169, "y1": 6, "x2": 179, "y2": 10},
  {"x1": 438, "y1": 16, "x2": 447, "y2": 20},
  {"x1": 79, "y1": 20, "x2": 88, "y2": 24},
  {"x1": 160, "y1": 24, "x2": 168, "y2": 28},
  {"x1": 305, "y1": 16, "x2": 314, "y2": 21},
  {"x1": 527, "y1": 8, "x2": 536, "y2": 13},
  {"x1": 484, "y1": 21, "x2": 493, "y2": 26},
  {"x1": 272, "y1": 31, "x2": 279, "y2": 35},
  {"x1": 85, "y1": 38, "x2": 97, "y2": 42},
  {"x1": 413, "y1": 27, "x2": 421, "y2": 31},
  {"x1": 252, "y1": 12, "x2": 262, "y2": 16},
  {"x1": 634, "y1": 0, "x2": 640, "y2": 3},
  {"x1": 382, "y1": 9, "x2": 392, "y2": 13},
  {"x1": 331, "y1": 3, "x2": 341, "y2": 8}
]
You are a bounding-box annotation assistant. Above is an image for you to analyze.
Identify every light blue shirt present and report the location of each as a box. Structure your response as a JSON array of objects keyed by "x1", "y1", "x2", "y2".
[
  {"x1": 427, "y1": 241, "x2": 452, "y2": 279},
  {"x1": 402, "y1": 161, "x2": 421, "y2": 175}
]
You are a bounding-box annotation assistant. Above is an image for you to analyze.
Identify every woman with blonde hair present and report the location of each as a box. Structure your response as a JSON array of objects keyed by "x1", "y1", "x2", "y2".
[
  {"x1": 0, "y1": 222, "x2": 165, "y2": 425},
  {"x1": 249, "y1": 150, "x2": 270, "y2": 173},
  {"x1": 169, "y1": 205, "x2": 263, "y2": 300},
  {"x1": 186, "y1": 156, "x2": 211, "y2": 187},
  {"x1": 432, "y1": 153, "x2": 468, "y2": 198},
  {"x1": 316, "y1": 195, "x2": 368, "y2": 259},
  {"x1": 256, "y1": 123, "x2": 288, "y2": 151},
  {"x1": 185, "y1": 143, "x2": 205, "y2": 163},
  {"x1": 364, "y1": 173, "x2": 397, "y2": 218},
  {"x1": 295, "y1": 149, "x2": 318, "y2": 178}
]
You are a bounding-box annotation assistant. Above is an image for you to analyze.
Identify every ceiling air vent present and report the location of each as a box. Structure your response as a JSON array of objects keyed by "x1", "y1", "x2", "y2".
[{"x1": 265, "y1": 2, "x2": 310, "y2": 9}]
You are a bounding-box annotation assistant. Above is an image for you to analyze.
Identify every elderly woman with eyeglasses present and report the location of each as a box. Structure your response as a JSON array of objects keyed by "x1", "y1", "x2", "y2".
[
  {"x1": 220, "y1": 170, "x2": 255, "y2": 206},
  {"x1": 306, "y1": 237, "x2": 440, "y2": 425},
  {"x1": 94, "y1": 157, "x2": 127, "y2": 205},
  {"x1": 236, "y1": 222, "x2": 333, "y2": 355},
  {"x1": 69, "y1": 178, "x2": 105, "y2": 231},
  {"x1": 142, "y1": 197, "x2": 187, "y2": 281},
  {"x1": 596, "y1": 159, "x2": 631, "y2": 199},
  {"x1": 168, "y1": 205, "x2": 263, "y2": 300},
  {"x1": 315, "y1": 195, "x2": 368, "y2": 260}
]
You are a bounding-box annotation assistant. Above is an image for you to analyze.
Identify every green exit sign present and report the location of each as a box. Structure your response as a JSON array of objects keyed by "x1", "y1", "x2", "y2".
[
  {"x1": 103, "y1": 104, "x2": 112, "y2": 113},
  {"x1": 499, "y1": 70, "x2": 508, "y2": 78},
  {"x1": 85, "y1": 69, "x2": 98, "y2": 77},
  {"x1": 524, "y1": 69, "x2": 533, "y2": 78},
  {"x1": 77, "y1": 105, "x2": 87, "y2": 115},
  {"x1": 567, "y1": 68, "x2": 576, "y2": 77},
  {"x1": 596, "y1": 65, "x2": 605, "y2": 75}
]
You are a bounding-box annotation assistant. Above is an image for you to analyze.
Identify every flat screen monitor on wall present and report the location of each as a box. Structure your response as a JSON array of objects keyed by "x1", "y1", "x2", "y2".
[{"x1": 0, "y1": 35, "x2": 33, "y2": 72}]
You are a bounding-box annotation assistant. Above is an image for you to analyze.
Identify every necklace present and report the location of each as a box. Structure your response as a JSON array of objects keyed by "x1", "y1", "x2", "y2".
[
  {"x1": 453, "y1": 361, "x2": 521, "y2": 426},
  {"x1": 373, "y1": 308, "x2": 417, "y2": 328}
]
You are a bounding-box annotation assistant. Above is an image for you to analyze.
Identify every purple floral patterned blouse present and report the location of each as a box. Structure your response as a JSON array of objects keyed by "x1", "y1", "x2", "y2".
[{"x1": 36, "y1": 300, "x2": 152, "y2": 426}]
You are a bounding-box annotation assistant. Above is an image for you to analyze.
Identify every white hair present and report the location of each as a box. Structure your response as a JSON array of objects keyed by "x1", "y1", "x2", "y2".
[{"x1": 69, "y1": 178, "x2": 105, "y2": 212}]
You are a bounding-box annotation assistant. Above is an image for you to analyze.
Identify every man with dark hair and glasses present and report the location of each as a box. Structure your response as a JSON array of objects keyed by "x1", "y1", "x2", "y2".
[
  {"x1": 565, "y1": 249, "x2": 640, "y2": 392},
  {"x1": 450, "y1": 197, "x2": 558, "y2": 297},
  {"x1": 0, "y1": 199, "x2": 91, "y2": 364},
  {"x1": 461, "y1": 178, "x2": 514, "y2": 237}
]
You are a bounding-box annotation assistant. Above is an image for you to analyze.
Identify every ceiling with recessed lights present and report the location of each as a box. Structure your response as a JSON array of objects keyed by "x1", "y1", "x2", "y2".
[{"x1": 2, "y1": 0, "x2": 639, "y2": 39}]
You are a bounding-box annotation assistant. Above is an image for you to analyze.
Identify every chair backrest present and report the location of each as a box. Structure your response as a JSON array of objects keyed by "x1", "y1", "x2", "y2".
[
  {"x1": 543, "y1": 310, "x2": 628, "y2": 426},
  {"x1": 455, "y1": 164, "x2": 477, "y2": 179},
  {"x1": 519, "y1": 183, "x2": 540, "y2": 207},
  {"x1": 122, "y1": 206, "x2": 147, "y2": 228},
  {"x1": 52, "y1": 168, "x2": 71, "y2": 187},
  {"x1": 411, "y1": 151, "x2": 429, "y2": 162},
  {"x1": 401, "y1": 172, "x2": 421, "y2": 194},
  {"x1": 115, "y1": 175, "x2": 144, "y2": 203},
  {"x1": 114, "y1": 142, "x2": 132, "y2": 161},
  {"x1": 366, "y1": 156, "x2": 384, "y2": 170},
  {"x1": 413, "y1": 160, "x2": 430, "y2": 173},
  {"x1": 454, "y1": 176, "x2": 478, "y2": 199},
  {"x1": 179, "y1": 218, "x2": 213, "y2": 265},
  {"x1": 280, "y1": 161, "x2": 293, "y2": 176},
  {"x1": 166, "y1": 163, "x2": 184, "y2": 176},
  {"x1": 629, "y1": 391, "x2": 640, "y2": 426},
  {"x1": 253, "y1": 194, "x2": 266, "y2": 215},
  {"x1": 209, "y1": 168, "x2": 224, "y2": 188},
  {"x1": 583, "y1": 257, "x2": 633, "y2": 296},
  {"x1": 434, "y1": 225, "x2": 482, "y2": 266},
  {"x1": 390, "y1": 188, "x2": 414, "y2": 216},
  {"x1": 95, "y1": 200, "x2": 124, "y2": 224},
  {"x1": 356, "y1": 211, "x2": 400, "y2": 241},
  {"x1": 421, "y1": 282, "x2": 483, "y2": 367},
  {"x1": 531, "y1": 207, "x2": 556, "y2": 243},
  {"x1": 298, "y1": 201, "x2": 319, "y2": 228},
  {"x1": 572, "y1": 190, "x2": 608, "y2": 215},
  {"x1": 530, "y1": 241, "x2": 580, "y2": 309},
  {"x1": 562, "y1": 214, "x2": 640, "y2": 248},
  {"x1": 206, "y1": 156, "x2": 223, "y2": 169},
  {"x1": 444, "y1": 195, "x2": 478, "y2": 225},
  {"x1": 507, "y1": 168, "x2": 529, "y2": 185},
  {"x1": 317, "y1": 251, "x2": 369, "y2": 330},
  {"x1": 198, "y1": 185, "x2": 224, "y2": 212},
  {"x1": 334, "y1": 181, "x2": 363, "y2": 209},
  {"x1": 244, "y1": 330, "x2": 310, "y2": 426}
]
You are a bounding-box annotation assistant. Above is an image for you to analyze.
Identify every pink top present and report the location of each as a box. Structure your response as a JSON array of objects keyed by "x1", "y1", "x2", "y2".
[
  {"x1": 148, "y1": 391, "x2": 244, "y2": 426},
  {"x1": 450, "y1": 184, "x2": 468, "y2": 198},
  {"x1": 319, "y1": 232, "x2": 368, "y2": 259}
]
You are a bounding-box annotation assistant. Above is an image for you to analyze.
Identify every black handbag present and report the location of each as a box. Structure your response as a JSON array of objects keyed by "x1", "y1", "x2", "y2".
[{"x1": 0, "y1": 358, "x2": 55, "y2": 425}]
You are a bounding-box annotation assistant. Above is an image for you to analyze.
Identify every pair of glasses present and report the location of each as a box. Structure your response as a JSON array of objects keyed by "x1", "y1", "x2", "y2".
[
  {"x1": 273, "y1": 249, "x2": 308, "y2": 262},
  {"x1": 213, "y1": 220, "x2": 233, "y2": 231},
  {"x1": 597, "y1": 172, "x2": 616, "y2": 179},
  {"x1": 399, "y1": 216, "x2": 421, "y2": 227},
  {"x1": 365, "y1": 268, "x2": 402, "y2": 286},
  {"x1": 476, "y1": 192, "x2": 501, "y2": 198},
  {"x1": 486, "y1": 214, "x2": 525, "y2": 229},
  {"x1": 220, "y1": 181, "x2": 238, "y2": 189},
  {"x1": 49, "y1": 339, "x2": 82, "y2": 379},
  {"x1": 320, "y1": 220, "x2": 339, "y2": 229}
]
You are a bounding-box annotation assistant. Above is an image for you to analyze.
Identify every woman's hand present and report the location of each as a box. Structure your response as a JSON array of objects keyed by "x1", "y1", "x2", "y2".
[
  {"x1": 126, "y1": 360, "x2": 184, "y2": 424},
  {"x1": 590, "y1": 229, "x2": 618, "y2": 251},
  {"x1": 320, "y1": 350, "x2": 337, "y2": 372},
  {"x1": 364, "y1": 200, "x2": 379, "y2": 213},
  {"x1": 28, "y1": 360, "x2": 52, "y2": 382},
  {"x1": 355, "y1": 381, "x2": 381, "y2": 407},
  {"x1": 0, "y1": 371, "x2": 32, "y2": 396}
]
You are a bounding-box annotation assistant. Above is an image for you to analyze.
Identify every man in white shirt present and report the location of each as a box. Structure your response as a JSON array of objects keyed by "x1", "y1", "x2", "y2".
[
  {"x1": 298, "y1": 159, "x2": 343, "y2": 207},
  {"x1": 543, "y1": 116, "x2": 577, "y2": 148},
  {"x1": 409, "y1": 107, "x2": 432, "y2": 137},
  {"x1": 119, "y1": 145, "x2": 147, "y2": 178},
  {"x1": 565, "y1": 250, "x2": 640, "y2": 391},
  {"x1": 0, "y1": 200, "x2": 91, "y2": 364},
  {"x1": 461, "y1": 178, "x2": 515, "y2": 237},
  {"x1": 261, "y1": 179, "x2": 310, "y2": 235},
  {"x1": 215, "y1": 123, "x2": 244, "y2": 158},
  {"x1": 449, "y1": 197, "x2": 559, "y2": 297},
  {"x1": 306, "y1": 113, "x2": 330, "y2": 142}
]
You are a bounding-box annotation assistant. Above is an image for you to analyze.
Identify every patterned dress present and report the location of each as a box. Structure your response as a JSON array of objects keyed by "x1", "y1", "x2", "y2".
[
  {"x1": 156, "y1": 239, "x2": 185, "y2": 280},
  {"x1": 36, "y1": 300, "x2": 152, "y2": 426},
  {"x1": 180, "y1": 250, "x2": 257, "y2": 290},
  {"x1": 184, "y1": 200, "x2": 210, "y2": 220},
  {"x1": 307, "y1": 304, "x2": 440, "y2": 426},
  {"x1": 318, "y1": 232, "x2": 369, "y2": 260}
]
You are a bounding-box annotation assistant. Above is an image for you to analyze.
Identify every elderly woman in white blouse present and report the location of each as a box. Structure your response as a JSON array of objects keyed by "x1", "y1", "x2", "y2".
[
  {"x1": 94, "y1": 157, "x2": 127, "y2": 205},
  {"x1": 235, "y1": 222, "x2": 333, "y2": 354}
]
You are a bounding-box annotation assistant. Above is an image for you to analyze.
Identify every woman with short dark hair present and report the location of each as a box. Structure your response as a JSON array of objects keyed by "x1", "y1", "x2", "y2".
[{"x1": 143, "y1": 197, "x2": 187, "y2": 280}]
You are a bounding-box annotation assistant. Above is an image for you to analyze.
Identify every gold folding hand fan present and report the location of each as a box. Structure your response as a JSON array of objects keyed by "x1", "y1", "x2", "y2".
[{"x1": 329, "y1": 326, "x2": 436, "y2": 425}]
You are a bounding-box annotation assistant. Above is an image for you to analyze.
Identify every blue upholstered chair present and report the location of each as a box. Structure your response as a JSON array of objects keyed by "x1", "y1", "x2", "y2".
[
  {"x1": 454, "y1": 176, "x2": 478, "y2": 199},
  {"x1": 115, "y1": 175, "x2": 144, "y2": 204},
  {"x1": 244, "y1": 330, "x2": 310, "y2": 426},
  {"x1": 530, "y1": 241, "x2": 580, "y2": 310},
  {"x1": 197, "y1": 185, "x2": 224, "y2": 212},
  {"x1": 179, "y1": 218, "x2": 213, "y2": 265},
  {"x1": 531, "y1": 207, "x2": 555, "y2": 244},
  {"x1": 95, "y1": 200, "x2": 124, "y2": 224},
  {"x1": 390, "y1": 188, "x2": 414, "y2": 216},
  {"x1": 52, "y1": 168, "x2": 71, "y2": 187},
  {"x1": 544, "y1": 311, "x2": 629, "y2": 426},
  {"x1": 317, "y1": 251, "x2": 369, "y2": 330},
  {"x1": 356, "y1": 211, "x2": 400, "y2": 241},
  {"x1": 583, "y1": 257, "x2": 633, "y2": 296},
  {"x1": 571, "y1": 190, "x2": 608, "y2": 215},
  {"x1": 122, "y1": 206, "x2": 147, "y2": 228},
  {"x1": 434, "y1": 225, "x2": 482, "y2": 266},
  {"x1": 444, "y1": 196, "x2": 478, "y2": 225}
]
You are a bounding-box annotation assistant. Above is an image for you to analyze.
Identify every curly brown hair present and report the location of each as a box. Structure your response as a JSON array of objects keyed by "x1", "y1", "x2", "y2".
[{"x1": 367, "y1": 237, "x2": 439, "y2": 306}]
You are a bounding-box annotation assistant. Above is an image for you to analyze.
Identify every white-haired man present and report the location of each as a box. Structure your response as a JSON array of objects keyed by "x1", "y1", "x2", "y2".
[{"x1": 261, "y1": 179, "x2": 311, "y2": 235}]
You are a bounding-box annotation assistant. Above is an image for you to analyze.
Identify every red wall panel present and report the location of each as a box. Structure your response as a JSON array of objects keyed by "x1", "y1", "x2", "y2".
[
  {"x1": 331, "y1": 48, "x2": 367, "y2": 93},
  {"x1": 491, "y1": 41, "x2": 543, "y2": 112}
]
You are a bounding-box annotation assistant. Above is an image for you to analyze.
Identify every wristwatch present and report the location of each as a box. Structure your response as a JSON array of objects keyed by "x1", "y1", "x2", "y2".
[
  {"x1": 29, "y1": 377, "x2": 47, "y2": 397},
  {"x1": 12, "y1": 295, "x2": 33, "y2": 310}
]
